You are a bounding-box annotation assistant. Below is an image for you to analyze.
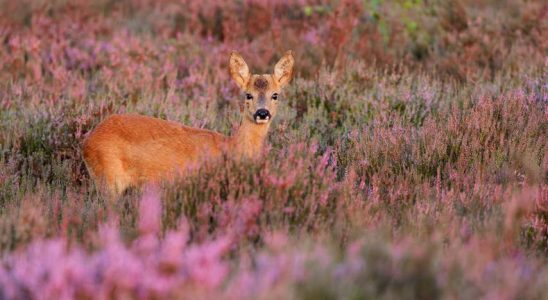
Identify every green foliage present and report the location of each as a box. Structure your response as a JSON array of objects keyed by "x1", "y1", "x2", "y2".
[{"x1": 0, "y1": 0, "x2": 546, "y2": 296}]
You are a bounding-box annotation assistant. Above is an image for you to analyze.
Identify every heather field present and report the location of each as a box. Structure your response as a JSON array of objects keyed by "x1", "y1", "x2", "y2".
[{"x1": 0, "y1": 0, "x2": 547, "y2": 299}]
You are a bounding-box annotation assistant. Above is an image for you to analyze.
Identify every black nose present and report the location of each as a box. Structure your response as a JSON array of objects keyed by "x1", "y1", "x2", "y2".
[{"x1": 254, "y1": 109, "x2": 271, "y2": 120}]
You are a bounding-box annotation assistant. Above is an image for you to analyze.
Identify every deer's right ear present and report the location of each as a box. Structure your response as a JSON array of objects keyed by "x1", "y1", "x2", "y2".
[{"x1": 229, "y1": 51, "x2": 250, "y2": 89}]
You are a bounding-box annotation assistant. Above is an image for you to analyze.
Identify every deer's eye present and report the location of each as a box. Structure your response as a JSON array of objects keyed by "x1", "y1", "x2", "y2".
[
  {"x1": 246, "y1": 93, "x2": 253, "y2": 100},
  {"x1": 272, "y1": 93, "x2": 278, "y2": 100}
]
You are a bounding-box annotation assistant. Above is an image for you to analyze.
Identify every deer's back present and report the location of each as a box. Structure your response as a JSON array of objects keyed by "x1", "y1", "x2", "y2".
[{"x1": 83, "y1": 114, "x2": 227, "y2": 190}]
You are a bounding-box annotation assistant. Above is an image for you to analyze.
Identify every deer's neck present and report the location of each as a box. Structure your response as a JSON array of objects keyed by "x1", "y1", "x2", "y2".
[{"x1": 230, "y1": 118, "x2": 271, "y2": 158}]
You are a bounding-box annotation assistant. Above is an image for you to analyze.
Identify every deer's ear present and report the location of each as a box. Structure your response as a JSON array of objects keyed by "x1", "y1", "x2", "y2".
[
  {"x1": 229, "y1": 51, "x2": 250, "y2": 89},
  {"x1": 274, "y1": 50, "x2": 294, "y2": 88}
]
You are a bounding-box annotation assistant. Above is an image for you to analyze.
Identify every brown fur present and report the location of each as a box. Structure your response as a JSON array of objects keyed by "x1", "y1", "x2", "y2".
[
  {"x1": 83, "y1": 51, "x2": 294, "y2": 197},
  {"x1": 253, "y1": 77, "x2": 269, "y2": 90}
]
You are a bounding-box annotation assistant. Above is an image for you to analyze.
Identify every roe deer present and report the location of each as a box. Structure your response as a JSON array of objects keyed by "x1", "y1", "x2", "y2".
[{"x1": 83, "y1": 51, "x2": 294, "y2": 197}]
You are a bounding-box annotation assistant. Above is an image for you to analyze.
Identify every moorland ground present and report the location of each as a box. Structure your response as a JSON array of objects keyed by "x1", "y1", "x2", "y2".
[{"x1": 0, "y1": 0, "x2": 546, "y2": 299}]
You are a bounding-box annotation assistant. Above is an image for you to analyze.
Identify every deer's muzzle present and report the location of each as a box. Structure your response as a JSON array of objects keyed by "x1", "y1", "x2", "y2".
[{"x1": 254, "y1": 109, "x2": 271, "y2": 124}]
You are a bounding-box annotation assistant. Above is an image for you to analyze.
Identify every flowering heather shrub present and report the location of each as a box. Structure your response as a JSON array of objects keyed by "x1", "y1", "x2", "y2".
[
  {"x1": 2, "y1": 190, "x2": 547, "y2": 299},
  {"x1": 0, "y1": 191, "x2": 232, "y2": 299},
  {"x1": 0, "y1": 0, "x2": 547, "y2": 299}
]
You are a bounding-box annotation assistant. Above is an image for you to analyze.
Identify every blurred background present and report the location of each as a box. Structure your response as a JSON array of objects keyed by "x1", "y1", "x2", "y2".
[
  {"x1": 0, "y1": 1, "x2": 546, "y2": 299},
  {"x1": 1, "y1": 0, "x2": 545, "y2": 82}
]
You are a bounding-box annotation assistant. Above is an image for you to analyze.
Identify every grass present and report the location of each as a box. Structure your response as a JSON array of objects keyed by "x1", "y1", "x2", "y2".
[{"x1": 0, "y1": 0, "x2": 546, "y2": 299}]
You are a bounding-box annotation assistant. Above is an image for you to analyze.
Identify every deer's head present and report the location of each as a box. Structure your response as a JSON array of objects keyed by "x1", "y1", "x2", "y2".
[{"x1": 229, "y1": 51, "x2": 294, "y2": 125}]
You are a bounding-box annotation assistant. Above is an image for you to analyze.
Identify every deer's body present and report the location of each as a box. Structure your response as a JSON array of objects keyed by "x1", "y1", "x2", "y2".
[{"x1": 83, "y1": 51, "x2": 293, "y2": 196}]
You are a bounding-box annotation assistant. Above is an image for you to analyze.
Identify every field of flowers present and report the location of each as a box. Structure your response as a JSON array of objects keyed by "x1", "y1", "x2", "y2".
[{"x1": 0, "y1": 0, "x2": 546, "y2": 299}]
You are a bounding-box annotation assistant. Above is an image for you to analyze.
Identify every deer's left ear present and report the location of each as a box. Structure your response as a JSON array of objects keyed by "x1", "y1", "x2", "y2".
[{"x1": 274, "y1": 50, "x2": 294, "y2": 88}]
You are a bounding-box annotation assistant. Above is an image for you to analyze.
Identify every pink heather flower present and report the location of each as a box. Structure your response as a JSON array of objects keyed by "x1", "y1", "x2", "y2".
[
  {"x1": 303, "y1": 29, "x2": 320, "y2": 45},
  {"x1": 255, "y1": 253, "x2": 283, "y2": 288},
  {"x1": 264, "y1": 231, "x2": 289, "y2": 251},
  {"x1": 238, "y1": 197, "x2": 262, "y2": 234},
  {"x1": 158, "y1": 218, "x2": 190, "y2": 272},
  {"x1": 183, "y1": 236, "x2": 232, "y2": 288},
  {"x1": 0, "y1": 239, "x2": 95, "y2": 300},
  {"x1": 133, "y1": 234, "x2": 160, "y2": 256},
  {"x1": 265, "y1": 169, "x2": 298, "y2": 189},
  {"x1": 139, "y1": 186, "x2": 162, "y2": 236}
]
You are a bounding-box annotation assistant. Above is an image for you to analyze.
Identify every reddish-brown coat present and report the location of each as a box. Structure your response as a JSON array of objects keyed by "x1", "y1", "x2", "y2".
[{"x1": 83, "y1": 51, "x2": 294, "y2": 197}]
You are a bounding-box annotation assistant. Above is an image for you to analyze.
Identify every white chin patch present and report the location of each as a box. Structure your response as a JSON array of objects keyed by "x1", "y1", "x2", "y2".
[{"x1": 255, "y1": 118, "x2": 269, "y2": 124}]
